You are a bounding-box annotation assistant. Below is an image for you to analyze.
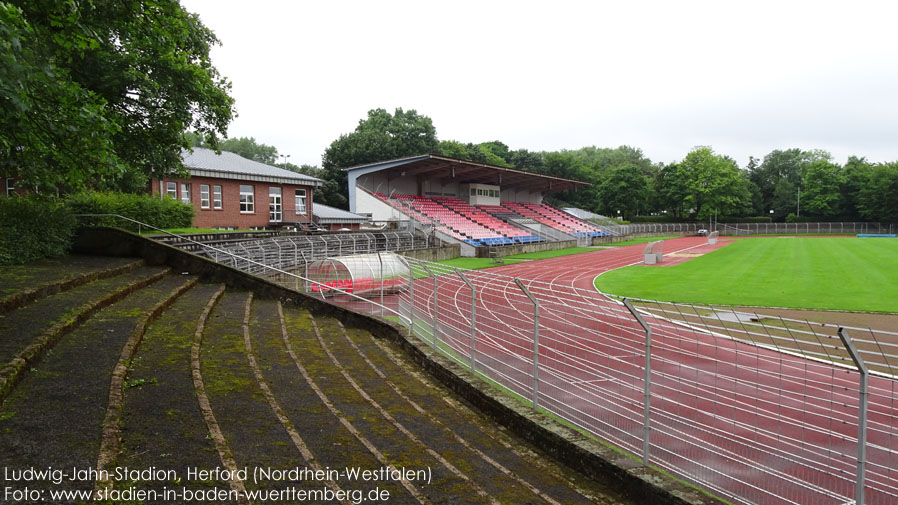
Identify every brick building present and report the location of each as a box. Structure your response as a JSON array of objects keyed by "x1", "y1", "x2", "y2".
[{"x1": 150, "y1": 148, "x2": 323, "y2": 230}]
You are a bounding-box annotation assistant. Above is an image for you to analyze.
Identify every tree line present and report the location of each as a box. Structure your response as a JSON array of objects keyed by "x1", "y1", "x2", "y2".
[{"x1": 225, "y1": 108, "x2": 898, "y2": 223}]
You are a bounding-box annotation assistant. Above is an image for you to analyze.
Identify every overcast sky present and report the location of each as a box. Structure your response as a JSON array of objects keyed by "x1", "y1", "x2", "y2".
[{"x1": 181, "y1": 0, "x2": 898, "y2": 169}]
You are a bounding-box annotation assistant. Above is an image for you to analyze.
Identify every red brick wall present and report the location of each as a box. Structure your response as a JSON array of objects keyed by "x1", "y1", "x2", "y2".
[
  {"x1": 323, "y1": 223, "x2": 361, "y2": 231},
  {"x1": 150, "y1": 176, "x2": 315, "y2": 229}
]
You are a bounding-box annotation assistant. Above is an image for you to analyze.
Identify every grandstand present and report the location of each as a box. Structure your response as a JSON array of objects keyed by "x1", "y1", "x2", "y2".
[{"x1": 348, "y1": 154, "x2": 609, "y2": 255}]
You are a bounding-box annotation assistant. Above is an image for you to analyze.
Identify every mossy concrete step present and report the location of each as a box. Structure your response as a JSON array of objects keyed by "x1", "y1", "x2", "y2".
[
  {"x1": 246, "y1": 298, "x2": 409, "y2": 500},
  {"x1": 117, "y1": 283, "x2": 228, "y2": 495},
  {"x1": 283, "y1": 307, "x2": 497, "y2": 505},
  {"x1": 0, "y1": 255, "x2": 140, "y2": 299},
  {"x1": 198, "y1": 291, "x2": 303, "y2": 495},
  {"x1": 0, "y1": 266, "x2": 172, "y2": 401},
  {"x1": 0, "y1": 274, "x2": 195, "y2": 495},
  {"x1": 312, "y1": 314, "x2": 596, "y2": 505},
  {"x1": 0, "y1": 265, "x2": 170, "y2": 367},
  {"x1": 338, "y1": 323, "x2": 628, "y2": 505}
]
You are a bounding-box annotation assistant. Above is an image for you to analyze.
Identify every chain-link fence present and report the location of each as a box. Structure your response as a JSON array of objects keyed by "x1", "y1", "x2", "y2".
[
  {"x1": 322, "y1": 258, "x2": 898, "y2": 505},
  {"x1": 607, "y1": 222, "x2": 896, "y2": 237}
]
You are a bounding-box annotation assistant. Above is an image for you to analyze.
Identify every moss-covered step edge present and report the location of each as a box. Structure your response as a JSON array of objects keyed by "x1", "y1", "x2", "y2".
[
  {"x1": 73, "y1": 227, "x2": 728, "y2": 505},
  {"x1": 0, "y1": 259, "x2": 144, "y2": 314},
  {"x1": 0, "y1": 267, "x2": 171, "y2": 403},
  {"x1": 93, "y1": 276, "x2": 199, "y2": 496}
]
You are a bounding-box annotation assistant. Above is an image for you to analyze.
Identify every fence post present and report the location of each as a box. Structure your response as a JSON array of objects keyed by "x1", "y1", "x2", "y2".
[
  {"x1": 514, "y1": 278, "x2": 540, "y2": 409},
  {"x1": 455, "y1": 269, "x2": 476, "y2": 373},
  {"x1": 624, "y1": 298, "x2": 652, "y2": 466},
  {"x1": 838, "y1": 327, "x2": 868, "y2": 505},
  {"x1": 377, "y1": 252, "x2": 384, "y2": 317},
  {"x1": 299, "y1": 251, "x2": 308, "y2": 292},
  {"x1": 420, "y1": 263, "x2": 439, "y2": 349}
]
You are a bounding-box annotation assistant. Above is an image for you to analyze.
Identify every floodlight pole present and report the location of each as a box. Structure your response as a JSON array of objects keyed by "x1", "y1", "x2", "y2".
[
  {"x1": 514, "y1": 278, "x2": 540, "y2": 409},
  {"x1": 838, "y1": 327, "x2": 868, "y2": 505},
  {"x1": 624, "y1": 298, "x2": 652, "y2": 467}
]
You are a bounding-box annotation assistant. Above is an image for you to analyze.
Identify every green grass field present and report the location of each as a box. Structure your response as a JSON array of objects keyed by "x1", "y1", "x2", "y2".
[
  {"x1": 437, "y1": 247, "x2": 599, "y2": 270},
  {"x1": 595, "y1": 237, "x2": 898, "y2": 312}
]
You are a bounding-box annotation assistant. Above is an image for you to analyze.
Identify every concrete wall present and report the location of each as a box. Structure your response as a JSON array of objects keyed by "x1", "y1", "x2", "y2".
[
  {"x1": 474, "y1": 239, "x2": 578, "y2": 258},
  {"x1": 399, "y1": 245, "x2": 461, "y2": 262},
  {"x1": 71, "y1": 227, "x2": 724, "y2": 505}
]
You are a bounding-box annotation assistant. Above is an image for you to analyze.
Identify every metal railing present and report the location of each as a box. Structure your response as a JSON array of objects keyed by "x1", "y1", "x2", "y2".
[
  {"x1": 189, "y1": 232, "x2": 426, "y2": 275},
  {"x1": 604, "y1": 221, "x2": 896, "y2": 237},
  {"x1": 79, "y1": 215, "x2": 898, "y2": 505},
  {"x1": 349, "y1": 259, "x2": 897, "y2": 505}
]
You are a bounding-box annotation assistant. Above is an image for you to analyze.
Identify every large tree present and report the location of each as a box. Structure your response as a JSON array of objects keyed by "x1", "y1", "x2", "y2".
[
  {"x1": 857, "y1": 162, "x2": 898, "y2": 222},
  {"x1": 801, "y1": 159, "x2": 844, "y2": 218},
  {"x1": 321, "y1": 108, "x2": 439, "y2": 208},
  {"x1": 596, "y1": 164, "x2": 651, "y2": 219},
  {"x1": 1, "y1": 0, "x2": 234, "y2": 191},
  {"x1": 675, "y1": 147, "x2": 752, "y2": 219}
]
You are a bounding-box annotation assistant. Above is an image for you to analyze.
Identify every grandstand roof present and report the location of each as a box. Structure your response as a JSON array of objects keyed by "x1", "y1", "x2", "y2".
[{"x1": 344, "y1": 154, "x2": 590, "y2": 193}]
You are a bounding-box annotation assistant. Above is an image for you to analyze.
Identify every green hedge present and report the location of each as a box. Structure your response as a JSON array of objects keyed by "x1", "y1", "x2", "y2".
[
  {"x1": 65, "y1": 192, "x2": 193, "y2": 232},
  {"x1": 0, "y1": 197, "x2": 76, "y2": 265}
]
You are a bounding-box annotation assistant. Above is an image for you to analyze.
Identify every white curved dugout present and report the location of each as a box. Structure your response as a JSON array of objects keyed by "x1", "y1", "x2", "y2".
[{"x1": 307, "y1": 252, "x2": 409, "y2": 296}]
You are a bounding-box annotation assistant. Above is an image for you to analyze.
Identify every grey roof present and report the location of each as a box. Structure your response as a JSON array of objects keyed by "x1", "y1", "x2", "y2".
[
  {"x1": 313, "y1": 203, "x2": 368, "y2": 223},
  {"x1": 182, "y1": 147, "x2": 323, "y2": 187}
]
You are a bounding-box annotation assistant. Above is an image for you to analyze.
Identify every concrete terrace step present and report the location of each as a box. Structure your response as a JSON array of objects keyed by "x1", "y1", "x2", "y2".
[
  {"x1": 283, "y1": 307, "x2": 498, "y2": 505},
  {"x1": 0, "y1": 265, "x2": 171, "y2": 399},
  {"x1": 0, "y1": 273, "x2": 196, "y2": 495},
  {"x1": 116, "y1": 283, "x2": 229, "y2": 496},
  {"x1": 0, "y1": 255, "x2": 141, "y2": 302},
  {"x1": 246, "y1": 298, "x2": 409, "y2": 501},
  {"x1": 332, "y1": 322, "x2": 624, "y2": 504},
  {"x1": 197, "y1": 290, "x2": 305, "y2": 497}
]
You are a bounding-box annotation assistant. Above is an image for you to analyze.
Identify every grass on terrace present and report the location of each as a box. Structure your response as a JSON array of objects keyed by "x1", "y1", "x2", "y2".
[{"x1": 595, "y1": 237, "x2": 898, "y2": 312}]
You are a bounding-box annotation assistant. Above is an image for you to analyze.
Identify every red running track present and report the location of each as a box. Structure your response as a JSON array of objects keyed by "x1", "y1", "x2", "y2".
[{"x1": 388, "y1": 237, "x2": 898, "y2": 505}]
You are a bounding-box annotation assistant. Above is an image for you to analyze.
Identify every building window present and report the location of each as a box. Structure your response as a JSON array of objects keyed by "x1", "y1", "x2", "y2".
[
  {"x1": 470, "y1": 187, "x2": 476, "y2": 196},
  {"x1": 200, "y1": 184, "x2": 210, "y2": 209},
  {"x1": 295, "y1": 189, "x2": 307, "y2": 215},
  {"x1": 240, "y1": 185, "x2": 254, "y2": 213},
  {"x1": 166, "y1": 181, "x2": 177, "y2": 199},
  {"x1": 5, "y1": 178, "x2": 13, "y2": 197},
  {"x1": 213, "y1": 185, "x2": 222, "y2": 209},
  {"x1": 269, "y1": 187, "x2": 282, "y2": 222},
  {"x1": 180, "y1": 183, "x2": 191, "y2": 204}
]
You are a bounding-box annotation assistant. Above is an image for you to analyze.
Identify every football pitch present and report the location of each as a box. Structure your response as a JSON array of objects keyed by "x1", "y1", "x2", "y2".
[{"x1": 594, "y1": 236, "x2": 898, "y2": 312}]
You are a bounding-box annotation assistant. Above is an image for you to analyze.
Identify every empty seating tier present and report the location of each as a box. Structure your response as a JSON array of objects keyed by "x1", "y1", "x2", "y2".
[{"x1": 373, "y1": 193, "x2": 542, "y2": 246}]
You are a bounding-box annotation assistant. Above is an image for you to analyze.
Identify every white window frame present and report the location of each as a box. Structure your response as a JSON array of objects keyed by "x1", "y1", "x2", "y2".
[
  {"x1": 240, "y1": 185, "x2": 254, "y2": 213},
  {"x1": 180, "y1": 183, "x2": 191, "y2": 204},
  {"x1": 200, "y1": 184, "x2": 210, "y2": 209},
  {"x1": 269, "y1": 187, "x2": 282, "y2": 222},
  {"x1": 166, "y1": 181, "x2": 177, "y2": 199},
  {"x1": 5, "y1": 178, "x2": 13, "y2": 197},
  {"x1": 295, "y1": 189, "x2": 307, "y2": 215},
  {"x1": 213, "y1": 185, "x2": 222, "y2": 209}
]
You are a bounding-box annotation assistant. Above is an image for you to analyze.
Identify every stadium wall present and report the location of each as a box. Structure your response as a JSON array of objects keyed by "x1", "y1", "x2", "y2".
[
  {"x1": 399, "y1": 245, "x2": 461, "y2": 262},
  {"x1": 474, "y1": 238, "x2": 578, "y2": 258}
]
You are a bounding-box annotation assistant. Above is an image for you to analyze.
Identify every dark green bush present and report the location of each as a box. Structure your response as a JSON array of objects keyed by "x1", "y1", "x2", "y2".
[
  {"x1": 65, "y1": 192, "x2": 193, "y2": 232},
  {"x1": 0, "y1": 196, "x2": 76, "y2": 265}
]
